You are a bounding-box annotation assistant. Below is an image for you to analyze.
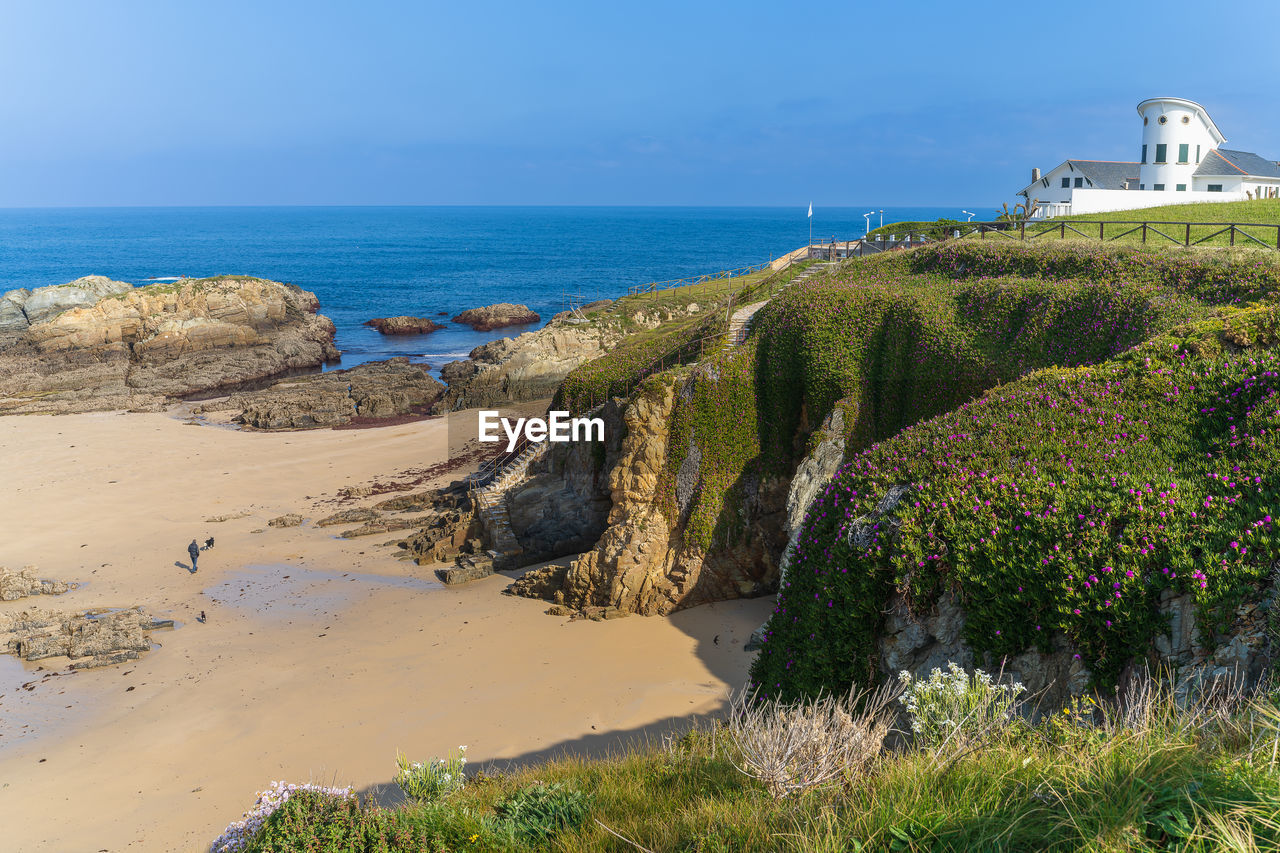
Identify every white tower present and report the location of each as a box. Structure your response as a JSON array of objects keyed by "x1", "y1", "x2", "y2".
[{"x1": 1137, "y1": 98, "x2": 1225, "y2": 192}]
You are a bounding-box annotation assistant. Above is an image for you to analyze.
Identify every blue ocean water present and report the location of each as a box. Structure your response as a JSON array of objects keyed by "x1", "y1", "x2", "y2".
[{"x1": 0, "y1": 206, "x2": 969, "y2": 374}]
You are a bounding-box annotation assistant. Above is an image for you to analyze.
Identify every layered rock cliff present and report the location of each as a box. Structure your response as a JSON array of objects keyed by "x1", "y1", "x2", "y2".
[
  {"x1": 434, "y1": 319, "x2": 622, "y2": 413},
  {"x1": 0, "y1": 276, "x2": 338, "y2": 414}
]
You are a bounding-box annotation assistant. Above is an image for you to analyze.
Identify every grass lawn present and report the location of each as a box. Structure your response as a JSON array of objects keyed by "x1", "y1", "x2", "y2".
[{"x1": 1003, "y1": 199, "x2": 1280, "y2": 249}]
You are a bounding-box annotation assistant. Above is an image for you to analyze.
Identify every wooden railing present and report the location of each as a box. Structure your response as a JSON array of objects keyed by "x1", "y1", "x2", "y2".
[{"x1": 897, "y1": 220, "x2": 1280, "y2": 250}]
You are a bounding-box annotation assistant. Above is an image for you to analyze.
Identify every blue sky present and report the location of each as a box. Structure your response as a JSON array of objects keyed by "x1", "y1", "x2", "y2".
[{"x1": 2, "y1": 0, "x2": 1278, "y2": 207}]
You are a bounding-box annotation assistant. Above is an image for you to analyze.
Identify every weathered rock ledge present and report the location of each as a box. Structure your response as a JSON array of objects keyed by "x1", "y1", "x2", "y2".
[
  {"x1": 194, "y1": 358, "x2": 445, "y2": 430},
  {"x1": 1, "y1": 567, "x2": 73, "y2": 601},
  {"x1": 0, "y1": 275, "x2": 338, "y2": 415},
  {"x1": 434, "y1": 317, "x2": 623, "y2": 412},
  {"x1": 1, "y1": 606, "x2": 173, "y2": 670}
]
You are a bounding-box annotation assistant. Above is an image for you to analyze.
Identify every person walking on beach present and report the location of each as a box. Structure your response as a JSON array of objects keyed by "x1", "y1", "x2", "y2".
[{"x1": 188, "y1": 539, "x2": 201, "y2": 572}]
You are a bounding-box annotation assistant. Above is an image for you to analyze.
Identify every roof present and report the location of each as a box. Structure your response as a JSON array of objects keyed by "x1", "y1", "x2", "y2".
[
  {"x1": 1194, "y1": 148, "x2": 1280, "y2": 179},
  {"x1": 1018, "y1": 159, "x2": 1140, "y2": 196},
  {"x1": 1137, "y1": 97, "x2": 1226, "y2": 146},
  {"x1": 1067, "y1": 160, "x2": 1142, "y2": 189}
]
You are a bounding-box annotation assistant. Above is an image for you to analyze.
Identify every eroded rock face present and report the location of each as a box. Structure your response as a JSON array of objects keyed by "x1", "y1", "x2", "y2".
[
  {"x1": 0, "y1": 276, "x2": 339, "y2": 415},
  {"x1": 877, "y1": 582, "x2": 1277, "y2": 711},
  {"x1": 434, "y1": 319, "x2": 622, "y2": 412},
  {"x1": 508, "y1": 375, "x2": 785, "y2": 615},
  {"x1": 394, "y1": 486, "x2": 484, "y2": 566},
  {"x1": 364, "y1": 316, "x2": 444, "y2": 335},
  {"x1": 197, "y1": 358, "x2": 446, "y2": 430},
  {"x1": 451, "y1": 303, "x2": 540, "y2": 332},
  {"x1": 0, "y1": 276, "x2": 134, "y2": 346}
]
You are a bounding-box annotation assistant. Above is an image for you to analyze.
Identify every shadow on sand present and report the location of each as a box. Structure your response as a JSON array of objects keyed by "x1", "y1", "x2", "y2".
[{"x1": 354, "y1": 597, "x2": 772, "y2": 809}]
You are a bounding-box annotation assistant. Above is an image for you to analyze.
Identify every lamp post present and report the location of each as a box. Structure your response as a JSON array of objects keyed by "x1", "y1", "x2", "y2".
[
  {"x1": 863, "y1": 211, "x2": 874, "y2": 236},
  {"x1": 961, "y1": 210, "x2": 976, "y2": 222}
]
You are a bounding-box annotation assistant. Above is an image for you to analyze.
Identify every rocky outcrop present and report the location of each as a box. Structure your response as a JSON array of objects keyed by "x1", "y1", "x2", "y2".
[
  {"x1": 0, "y1": 276, "x2": 134, "y2": 347},
  {"x1": 364, "y1": 316, "x2": 444, "y2": 335},
  {"x1": 0, "y1": 276, "x2": 338, "y2": 415},
  {"x1": 508, "y1": 373, "x2": 785, "y2": 615},
  {"x1": 395, "y1": 486, "x2": 484, "y2": 565},
  {"x1": 0, "y1": 567, "x2": 73, "y2": 601},
  {"x1": 451, "y1": 303, "x2": 540, "y2": 332},
  {"x1": 877, "y1": 581, "x2": 1277, "y2": 712},
  {"x1": 434, "y1": 318, "x2": 623, "y2": 412},
  {"x1": 1, "y1": 606, "x2": 173, "y2": 669},
  {"x1": 198, "y1": 358, "x2": 445, "y2": 430}
]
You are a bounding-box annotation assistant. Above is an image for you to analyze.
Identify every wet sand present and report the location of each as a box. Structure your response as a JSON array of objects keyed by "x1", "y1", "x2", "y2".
[{"x1": 0, "y1": 410, "x2": 772, "y2": 851}]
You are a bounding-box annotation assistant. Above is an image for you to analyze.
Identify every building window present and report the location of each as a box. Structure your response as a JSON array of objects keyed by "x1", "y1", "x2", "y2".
[
  {"x1": 1182, "y1": 115, "x2": 1190, "y2": 124},
  {"x1": 1178, "y1": 144, "x2": 1189, "y2": 164},
  {"x1": 1144, "y1": 116, "x2": 1149, "y2": 126},
  {"x1": 1208, "y1": 184, "x2": 1222, "y2": 192},
  {"x1": 1155, "y1": 144, "x2": 1167, "y2": 163},
  {"x1": 1061, "y1": 177, "x2": 1070, "y2": 188},
  {"x1": 1176, "y1": 184, "x2": 1187, "y2": 191},
  {"x1": 1139, "y1": 184, "x2": 1145, "y2": 190},
  {"x1": 1074, "y1": 177, "x2": 1083, "y2": 188},
  {"x1": 1153, "y1": 184, "x2": 1165, "y2": 191},
  {"x1": 1141, "y1": 144, "x2": 1148, "y2": 163},
  {"x1": 1196, "y1": 144, "x2": 1200, "y2": 164},
  {"x1": 1159, "y1": 115, "x2": 1168, "y2": 125}
]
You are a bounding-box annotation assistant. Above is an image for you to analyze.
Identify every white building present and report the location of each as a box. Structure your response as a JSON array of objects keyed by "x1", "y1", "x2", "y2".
[{"x1": 1018, "y1": 97, "x2": 1280, "y2": 218}]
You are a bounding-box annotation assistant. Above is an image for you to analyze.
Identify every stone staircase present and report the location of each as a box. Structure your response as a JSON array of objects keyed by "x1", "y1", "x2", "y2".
[{"x1": 726, "y1": 261, "x2": 837, "y2": 346}]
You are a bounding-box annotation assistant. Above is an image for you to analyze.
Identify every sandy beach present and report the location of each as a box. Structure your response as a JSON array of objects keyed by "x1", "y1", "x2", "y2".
[{"x1": 0, "y1": 408, "x2": 772, "y2": 852}]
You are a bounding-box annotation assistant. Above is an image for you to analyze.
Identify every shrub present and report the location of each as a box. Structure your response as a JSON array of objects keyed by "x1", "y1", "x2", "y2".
[
  {"x1": 210, "y1": 781, "x2": 354, "y2": 853},
  {"x1": 492, "y1": 782, "x2": 592, "y2": 844},
  {"x1": 897, "y1": 663, "x2": 1024, "y2": 750},
  {"x1": 726, "y1": 686, "x2": 896, "y2": 798},
  {"x1": 395, "y1": 746, "x2": 468, "y2": 804}
]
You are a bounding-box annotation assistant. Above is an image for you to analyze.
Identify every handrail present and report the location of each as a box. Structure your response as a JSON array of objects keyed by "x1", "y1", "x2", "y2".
[{"x1": 627, "y1": 259, "x2": 775, "y2": 297}]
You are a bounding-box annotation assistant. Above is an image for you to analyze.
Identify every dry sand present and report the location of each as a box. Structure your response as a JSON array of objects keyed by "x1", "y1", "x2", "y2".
[{"x1": 0, "y1": 408, "x2": 772, "y2": 851}]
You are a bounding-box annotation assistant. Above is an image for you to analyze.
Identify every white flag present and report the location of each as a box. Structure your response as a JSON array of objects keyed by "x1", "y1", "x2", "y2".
[{"x1": 807, "y1": 202, "x2": 813, "y2": 218}]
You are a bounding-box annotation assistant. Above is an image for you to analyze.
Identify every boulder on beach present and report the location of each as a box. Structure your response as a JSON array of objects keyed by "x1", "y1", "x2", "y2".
[
  {"x1": 364, "y1": 316, "x2": 444, "y2": 335},
  {"x1": 451, "y1": 303, "x2": 540, "y2": 332}
]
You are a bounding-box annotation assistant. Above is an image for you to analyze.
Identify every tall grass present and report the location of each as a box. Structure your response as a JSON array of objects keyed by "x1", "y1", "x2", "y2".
[{"x1": 223, "y1": 674, "x2": 1280, "y2": 852}]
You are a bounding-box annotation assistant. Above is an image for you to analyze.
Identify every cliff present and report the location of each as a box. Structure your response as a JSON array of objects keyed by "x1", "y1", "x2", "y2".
[
  {"x1": 0, "y1": 275, "x2": 338, "y2": 414},
  {"x1": 508, "y1": 242, "x2": 1280, "y2": 701}
]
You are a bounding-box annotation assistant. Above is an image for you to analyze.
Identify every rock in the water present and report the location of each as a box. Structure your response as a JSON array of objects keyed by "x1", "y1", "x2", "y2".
[
  {"x1": 364, "y1": 316, "x2": 445, "y2": 335},
  {"x1": 219, "y1": 358, "x2": 445, "y2": 430},
  {"x1": 0, "y1": 275, "x2": 339, "y2": 415},
  {"x1": 451, "y1": 303, "x2": 540, "y2": 332}
]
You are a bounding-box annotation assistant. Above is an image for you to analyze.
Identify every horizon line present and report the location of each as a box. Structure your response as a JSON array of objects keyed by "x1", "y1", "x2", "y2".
[{"x1": 0, "y1": 202, "x2": 997, "y2": 211}]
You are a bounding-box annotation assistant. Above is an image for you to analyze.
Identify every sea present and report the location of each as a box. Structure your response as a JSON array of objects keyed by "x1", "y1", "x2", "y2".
[{"x1": 0, "y1": 206, "x2": 971, "y2": 375}]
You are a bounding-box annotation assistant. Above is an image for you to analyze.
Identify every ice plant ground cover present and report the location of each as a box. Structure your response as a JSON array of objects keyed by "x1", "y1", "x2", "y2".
[
  {"x1": 658, "y1": 243, "x2": 1251, "y2": 555},
  {"x1": 752, "y1": 302, "x2": 1280, "y2": 696}
]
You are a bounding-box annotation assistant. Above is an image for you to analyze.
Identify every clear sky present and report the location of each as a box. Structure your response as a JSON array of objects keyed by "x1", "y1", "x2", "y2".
[{"x1": 2, "y1": 0, "x2": 1278, "y2": 207}]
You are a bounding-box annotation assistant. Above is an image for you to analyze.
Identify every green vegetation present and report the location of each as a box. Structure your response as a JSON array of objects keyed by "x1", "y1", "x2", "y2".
[
  {"x1": 866, "y1": 219, "x2": 964, "y2": 241},
  {"x1": 223, "y1": 683, "x2": 1280, "y2": 852},
  {"x1": 660, "y1": 241, "x2": 1273, "y2": 557},
  {"x1": 1005, "y1": 198, "x2": 1280, "y2": 248},
  {"x1": 554, "y1": 262, "x2": 812, "y2": 414}
]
